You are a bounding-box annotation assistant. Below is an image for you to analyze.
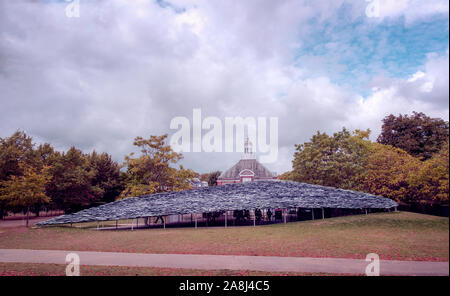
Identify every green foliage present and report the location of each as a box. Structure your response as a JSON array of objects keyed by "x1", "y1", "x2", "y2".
[
  {"x1": 408, "y1": 141, "x2": 449, "y2": 203},
  {"x1": 363, "y1": 143, "x2": 421, "y2": 202},
  {"x1": 0, "y1": 164, "x2": 50, "y2": 226},
  {"x1": 292, "y1": 128, "x2": 371, "y2": 191},
  {"x1": 0, "y1": 130, "x2": 123, "y2": 215},
  {"x1": 119, "y1": 134, "x2": 193, "y2": 199},
  {"x1": 0, "y1": 131, "x2": 36, "y2": 181},
  {"x1": 45, "y1": 147, "x2": 102, "y2": 213},
  {"x1": 377, "y1": 112, "x2": 449, "y2": 160},
  {"x1": 278, "y1": 171, "x2": 294, "y2": 181},
  {"x1": 291, "y1": 123, "x2": 449, "y2": 205},
  {"x1": 0, "y1": 131, "x2": 37, "y2": 218},
  {"x1": 88, "y1": 151, "x2": 122, "y2": 203}
]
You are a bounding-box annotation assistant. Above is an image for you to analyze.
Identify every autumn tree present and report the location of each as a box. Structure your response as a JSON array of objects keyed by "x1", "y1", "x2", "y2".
[
  {"x1": 363, "y1": 143, "x2": 421, "y2": 203},
  {"x1": 377, "y1": 112, "x2": 449, "y2": 160},
  {"x1": 36, "y1": 143, "x2": 56, "y2": 167},
  {"x1": 408, "y1": 141, "x2": 449, "y2": 204},
  {"x1": 119, "y1": 134, "x2": 191, "y2": 199},
  {"x1": 0, "y1": 165, "x2": 50, "y2": 227},
  {"x1": 292, "y1": 128, "x2": 371, "y2": 191},
  {"x1": 169, "y1": 166, "x2": 197, "y2": 191},
  {"x1": 278, "y1": 171, "x2": 294, "y2": 181},
  {"x1": 0, "y1": 131, "x2": 37, "y2": 218},
  {"x1": 0, "y1": 131, "x2": 36, "y2": 181}
]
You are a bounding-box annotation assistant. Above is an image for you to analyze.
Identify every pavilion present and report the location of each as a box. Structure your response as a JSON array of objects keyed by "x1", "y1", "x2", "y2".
[{"x1": 36, "y1": 180, "x2": 398, "y2": 229}]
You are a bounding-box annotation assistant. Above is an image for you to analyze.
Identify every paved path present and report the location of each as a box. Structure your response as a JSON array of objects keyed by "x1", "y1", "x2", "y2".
[{"x1": 0, "y1": 249, "x2": 448, "y2": 276}]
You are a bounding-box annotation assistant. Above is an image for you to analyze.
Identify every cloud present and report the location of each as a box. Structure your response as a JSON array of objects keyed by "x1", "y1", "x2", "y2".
[
  {"x1": 377, "y1": 0, "x2": 449, "y2": 23},
  {"x1": 349, "y1": 49, "x2": 449, "y2": 138},
  {"x1": 0, "y1": 0, "x2": 448, "y2": 175}
]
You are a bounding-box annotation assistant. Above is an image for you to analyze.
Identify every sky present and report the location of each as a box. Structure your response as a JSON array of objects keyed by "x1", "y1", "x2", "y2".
[{"x1": 0, "y1": 0, "x2": 449, "y2": 174}]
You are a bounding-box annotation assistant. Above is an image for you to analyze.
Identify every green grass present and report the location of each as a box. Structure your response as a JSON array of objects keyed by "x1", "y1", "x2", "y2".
[
  {"x1": 0, "y1": 212, "x2": 448, "y2": 261},
  {"x1": 0, "y1": 263, "x2": 345, "y2": 276}
]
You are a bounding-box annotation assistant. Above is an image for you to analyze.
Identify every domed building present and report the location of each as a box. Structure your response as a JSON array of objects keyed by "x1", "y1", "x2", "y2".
[{"x1": 217, "y1": 138, "x2": 277, "y2": 185}]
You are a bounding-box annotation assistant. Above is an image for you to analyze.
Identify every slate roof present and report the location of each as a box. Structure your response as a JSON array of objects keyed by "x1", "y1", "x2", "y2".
[
  {"x1": 218, "y1": 159, "x2": 276, "y2": 179},
  {"x1": 37, "y1": 180, "x2": 398, "y2": 226}
]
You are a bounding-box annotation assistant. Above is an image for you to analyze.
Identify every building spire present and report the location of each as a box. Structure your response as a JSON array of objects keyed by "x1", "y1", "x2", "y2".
[{"x1": 242, "y1": 137, "x2": 256, "y2": 160}]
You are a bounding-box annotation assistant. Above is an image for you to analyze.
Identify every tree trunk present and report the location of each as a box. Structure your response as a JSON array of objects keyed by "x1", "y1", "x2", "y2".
[{"x1": 26, "y1": 206, "x2": 30, "y2": 228}]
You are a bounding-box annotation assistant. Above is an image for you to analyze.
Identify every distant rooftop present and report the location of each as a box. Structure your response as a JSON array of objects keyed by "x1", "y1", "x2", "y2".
[{"x1": 218, "y1": 159, "x2": 276, "y2": 180}]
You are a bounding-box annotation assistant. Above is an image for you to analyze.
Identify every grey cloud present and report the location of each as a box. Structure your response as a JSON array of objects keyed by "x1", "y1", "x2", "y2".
[{"x1": 0, "y1": 0, "x2": 448, "y2": 175}]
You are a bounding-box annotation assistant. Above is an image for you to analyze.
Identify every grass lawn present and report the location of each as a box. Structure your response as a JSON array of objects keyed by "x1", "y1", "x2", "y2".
[
  {"x1": 0, "y1": 212, "x2": 448, "y2": 261},
  {"x1": 0, "y1": 263, "x2": 346, "y2": 276}
]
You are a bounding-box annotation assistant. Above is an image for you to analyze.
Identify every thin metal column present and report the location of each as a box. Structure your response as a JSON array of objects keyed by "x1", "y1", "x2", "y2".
[
  {"x1": 283, "y1": 209, "x2": 287, "y2": 224},
  {"x1": 225, "y1": 211, "x2": 227, "y2": 228},
  {"x1": 253, "y1": 210, "x2": 256, "y2": 227},
  {"x1": 322, "y1": 208, "x2": 325, "y2": 219},
  {"x1": 195, "y1": 215, "x2": 197, "y2": 229},
  {"x1": 311, "y1": 209, "x2": 315, "y2": 220}
]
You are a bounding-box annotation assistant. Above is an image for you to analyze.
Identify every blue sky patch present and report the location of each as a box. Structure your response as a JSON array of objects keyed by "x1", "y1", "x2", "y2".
[{"x1": 295, "y1": 7, "x2": 449, "y2": 97}]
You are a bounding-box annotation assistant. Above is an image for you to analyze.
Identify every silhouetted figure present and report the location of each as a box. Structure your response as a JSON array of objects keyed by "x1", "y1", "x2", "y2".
[
  {"x1": 266, "y1": 209, "x2": 272, "y2": 221},
  {"x1": 244, "y1": 210, "x2": 250, "y2": 220},
  {"x1": 255, "y1": 208, "x2": 262, "y2": 222},
  {"x1": 155, "y1": 216, "x2": 164, "y2": 224},
  {"x1": 233, "y1": 210, "x2": 243, "y2": 223},
  {"x1": 275, "y1": 210, "x2": 282, "y2": 221}
]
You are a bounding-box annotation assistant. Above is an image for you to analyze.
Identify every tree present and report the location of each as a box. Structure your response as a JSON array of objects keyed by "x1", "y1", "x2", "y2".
[
  {"x1": 36, "y1": 143, "x2": 56, "y2": 167},
  {"x1": 408, "y1": 141, "x2": 449, "y2": 203},
  {"x1": 199, "y1": 173, "x2": 210, "y2": 182},
  {"x1": 0, "y1": 165, "x2": 51, "y2": 227},
  {"x1": 169, "y1": 166, "x2": 197, "y2": 191},
  {"x1": 46, "y1": 147, "x2": 102, "y2": 213},
  {"x1": 207, "y1": 171, "x2": 222, "y2": 186},
  {"x1": 31, "y1": 143, "x2": 58, "y2": 216},
  {"x1": 292, "y1": 128, "x2": 371, "y2": 191},
  {"x1": 0, "y1": 131, "x2": 36, "y2": 181},
  {"x1": 119, "y1": 134, "x2": 190, "y2": 199},
  {"x1": 363, "y1": 143, "x2": 421, "y2": 203},
  {"x1": 88, "y1": 151, "x2": 122, "y2": 203},
  {"x1": 278, "y1": 171, "x2": 294, "y2": 181},
  {"x1": 0, "y1": 131, "x2": 37, "y2": 218},
  {"x1": 377, "y1": 112, "x2": 449, "y2": 160}
]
